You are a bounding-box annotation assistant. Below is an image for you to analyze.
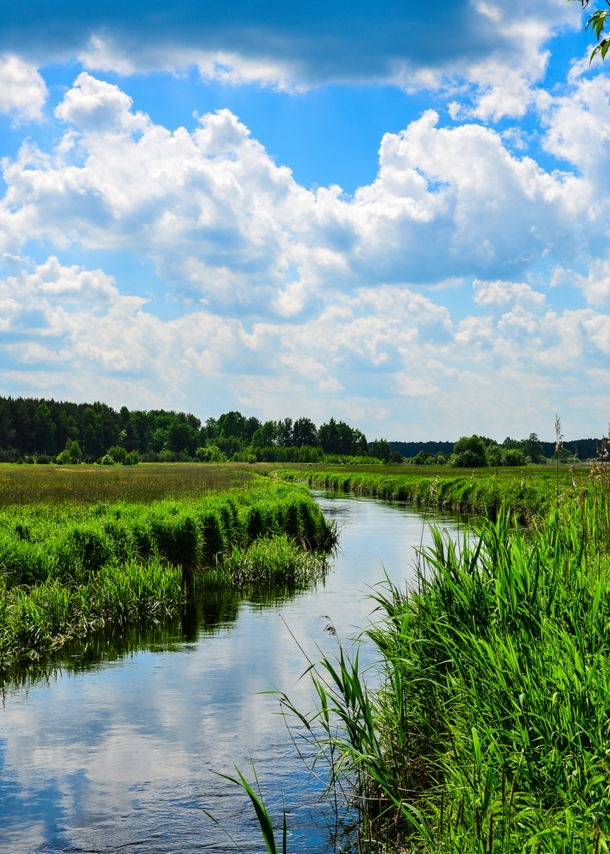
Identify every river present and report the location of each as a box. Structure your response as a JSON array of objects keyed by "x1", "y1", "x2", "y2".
[{"x1": 0, "y1": 491, "x2": 460, "y2": 853}]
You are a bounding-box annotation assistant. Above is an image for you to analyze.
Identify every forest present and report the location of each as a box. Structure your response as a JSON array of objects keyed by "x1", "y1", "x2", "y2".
[
  {"x1": 0, "y1": 397, "x2": 371, "y2": 464},
  {"x1": 0, "y1": 395, "x2": 600, "y2": 465}
]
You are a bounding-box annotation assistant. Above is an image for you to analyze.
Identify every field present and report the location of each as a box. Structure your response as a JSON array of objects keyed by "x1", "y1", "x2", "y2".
[
  {"x1": 0, "y1": 462, "x2": 254, "y2": 506},
  {"x1": 0, "y1": 473, "x2": 336, "y2": 667}
]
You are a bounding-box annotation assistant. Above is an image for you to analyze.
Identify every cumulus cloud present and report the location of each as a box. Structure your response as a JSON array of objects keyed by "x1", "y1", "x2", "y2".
[
  {"x1": 0, "y1": 66, "x2": 609, "y2": 439},
  {"x1": 0, "y1": 249, "x2": 607, "y2": 439},
  {"x1": 473, "y1": 279, "x2": 546, "y2": 308},
  {"x1": 0, "y1": 55, "x2": 47, "y2": 122},
  {"x1": 0, "y1": 74, "x2": 602, "y2": 318}
]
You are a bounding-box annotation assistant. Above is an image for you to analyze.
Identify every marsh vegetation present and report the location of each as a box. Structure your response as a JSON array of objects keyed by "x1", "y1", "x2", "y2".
[
  {"x1": 0, "y1": 477, "x2": 335, "y2": 667},
  {"x1": 270, "y1": 464, "x2": 610, "y2": 851}
]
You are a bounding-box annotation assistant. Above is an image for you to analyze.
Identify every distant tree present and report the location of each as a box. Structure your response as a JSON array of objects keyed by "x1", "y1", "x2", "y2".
[
  {"x1": 319, "y1": 418, "x2": 367, "y2": 456},
  {"x1": 217, "y1": 411, "x2": 247, "y2": 440},
  {"x1": 245, "y1": 416, "x2": 261, "y2": 443},
  {"x1": 82, "y1": 408, "x2": 105, "y2": 460},
  {"x1": 33, "y1": 403, "x2": 56, "y2": 455},
  {"x1": 486, "y1": 444, "x2": 503, "y2": 467},
  {"x1": 56, "y1": 409, "x2": 79, "y2": 451},
  {"x1": 252, "y1": 421, "x2": 278, "y2": 448},
  {"x1": 168, "y1": 420, "x2": 196, "y2": 455},
  {"x1": 277, "y1": 418, "x2": 294, "y2": 447},
  {"x1": 369, "y1": 438, "x2": 391, "y2": 462},
  {"x1": 293, "y1": 417, "x2": 318, "y2": 448},
  {"x1": 522, "y1": 433, "x2": 544, "y2": 464},
  {"x1": 451, "y1": 435, "x2": 488, "y2": 468},
  {"x1": 503, "y1": 448, "x2": 526, "y2": 466},
  {"x1": 0, "y1": 400, "x2": 15, "y2": 450}
]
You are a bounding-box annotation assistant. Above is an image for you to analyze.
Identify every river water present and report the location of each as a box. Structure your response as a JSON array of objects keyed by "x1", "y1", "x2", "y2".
[{"x1": 0, "y1": 492, "x2": 459, "y2": 853}]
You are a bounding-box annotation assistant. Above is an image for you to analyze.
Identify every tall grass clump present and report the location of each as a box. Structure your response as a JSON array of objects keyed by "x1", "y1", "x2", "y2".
[
  {"x1": 0, "y1": 480, "x2": 336, "y2": 665},
  {"x1": 286, "y1": 485, "x2": 610, "y2": 852},
  {"x1": 276, "y1": 467, "x2": 587, "y2": 522}
]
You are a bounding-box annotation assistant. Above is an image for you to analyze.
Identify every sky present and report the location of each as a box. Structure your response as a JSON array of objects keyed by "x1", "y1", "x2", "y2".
[{"x1": 0, "y1": 0, "x2": 607, "y2": 441}]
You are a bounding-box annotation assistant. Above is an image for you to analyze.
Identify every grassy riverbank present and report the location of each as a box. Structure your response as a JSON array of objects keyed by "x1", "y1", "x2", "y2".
[
  {"x1": 275, "y1": 466, "x2": 589, "y2": 521},
  {"x1": 0, "y1": 479, "x2": 335, "y2": 666},
  {"x1": 292, "y1": 475, "x2": 610, "y2": 852}
]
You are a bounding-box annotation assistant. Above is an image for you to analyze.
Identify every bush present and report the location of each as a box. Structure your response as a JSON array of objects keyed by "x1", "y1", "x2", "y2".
[{"x1": 450, "y1": 435, "x2": 488, "y2": 468}]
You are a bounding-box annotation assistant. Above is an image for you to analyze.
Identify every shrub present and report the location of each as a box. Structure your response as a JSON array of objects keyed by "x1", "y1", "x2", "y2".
[{"x1": 450, "y1": 435, "x2": 488, "y2": 468}]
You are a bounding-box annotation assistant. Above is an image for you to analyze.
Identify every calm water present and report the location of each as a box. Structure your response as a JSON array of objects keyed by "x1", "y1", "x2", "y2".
[{"x1": 0, "y1": 492, "x2": 459, "y2": 853}]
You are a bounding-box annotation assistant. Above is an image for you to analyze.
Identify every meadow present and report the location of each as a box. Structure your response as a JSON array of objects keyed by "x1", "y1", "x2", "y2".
[
  {"x1": 0, "y1": 461, "x2": 254, "y2": 506},
  {"x1": 0, "y1": 474, "x2": 336, "y2": 666}
]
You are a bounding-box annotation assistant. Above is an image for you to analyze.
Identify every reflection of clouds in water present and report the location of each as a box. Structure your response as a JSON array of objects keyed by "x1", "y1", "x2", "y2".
[{"x1": 0, "y1": 495, "x2": 458, "y2": 852}]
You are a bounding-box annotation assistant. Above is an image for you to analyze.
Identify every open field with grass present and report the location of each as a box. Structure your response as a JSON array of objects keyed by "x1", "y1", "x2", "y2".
[
  {"x1": 274, "y1": 464, "x2": 592, "y2": 521},
  {"x1": 0, "y1": 462, "x2": 256, "y2": 506},
  {"x1": 0, "y1": 478, "x2": 335, "y2": 666}
]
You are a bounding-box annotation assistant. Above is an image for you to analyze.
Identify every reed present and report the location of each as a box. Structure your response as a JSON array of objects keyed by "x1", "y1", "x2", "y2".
[
  {"x1": 275, "y1": 467, "x2": 589, "y2": 521},
  {"x1": 0, "y1": 480, "x2": 336, "y2": 666},
  {"x1": 281, "y1": 483, "x2": 610, "y2": 852}
]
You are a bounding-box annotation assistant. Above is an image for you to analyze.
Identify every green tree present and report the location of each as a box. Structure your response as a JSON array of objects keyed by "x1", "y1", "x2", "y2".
[
  {"x1": 451, "y1": 435, "x2": 488, "y2": 468},
  {"x1": 277, "y1": 418, "x2": 294, "y2": 447},
  {"x1": 293, "y1": 417, "x2": 318, "y2": 448},
  {"x1": 33, "y1": 403, "x2": 56, "y2": 455},
  {"x1": 369, "y1": 438, "x2": 391, "y2": 462},
  {"x1": 522, "y1": 432, "x2": 544, "y2": 464},
  {"x1": 82, "y1": 408, "x2": 105, "y2": 460},
  {"x1": 252, "y1": 421, "x2": 278, "y2": 448}
]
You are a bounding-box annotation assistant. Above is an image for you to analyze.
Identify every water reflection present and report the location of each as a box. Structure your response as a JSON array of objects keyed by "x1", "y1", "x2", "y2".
[{"x1": 0, "y1": 492, "x2": 459, "y2": 853}]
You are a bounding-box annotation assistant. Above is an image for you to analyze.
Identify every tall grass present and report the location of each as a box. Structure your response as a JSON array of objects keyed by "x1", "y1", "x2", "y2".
[
  {"x1": 0, "y1": 481, "x2": 336, "y2": 666},
  {"x1": 283, "y1": 484, "x2": 610, "y2": 852},
  {"x1": 0, "y1": 462, "x2": 254, "y2": 506},
  {"x1": 276, "y1": 467, "x2": 588, "y2": 521}
]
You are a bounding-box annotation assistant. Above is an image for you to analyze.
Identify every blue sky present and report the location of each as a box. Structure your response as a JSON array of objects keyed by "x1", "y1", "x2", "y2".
[{"x1": 0, "y1": 0, "x2": 607, "y2": 440}]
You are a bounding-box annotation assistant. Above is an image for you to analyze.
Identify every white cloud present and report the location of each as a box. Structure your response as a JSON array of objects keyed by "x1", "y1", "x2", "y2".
[
  {"x1": 55, "y1": 73, "x2": 143, "y2": 132},
  {"x1": 0, "y1": 76, "x2": 598, "y2": 319},
  {"x1": 473, "y1": 279, "x2": 546, "y2": 308},
  {"x1": 0, "y1": 67, "x2": 610, "y2": 439},
  {"x1": 0, "y1": 55, "x2": 47, "y2": 123}
]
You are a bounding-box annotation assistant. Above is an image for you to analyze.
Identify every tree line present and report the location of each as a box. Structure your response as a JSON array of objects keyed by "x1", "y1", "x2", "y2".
[
  {"x1": 405, "y1": 434, "x2": 603, "y2": 467},
  {"x1": 0, "y1": 397, "x2": 380, "y2": 464},
  {"x1": 0, "y1": 396, "x2": 599, "y2": 466}
]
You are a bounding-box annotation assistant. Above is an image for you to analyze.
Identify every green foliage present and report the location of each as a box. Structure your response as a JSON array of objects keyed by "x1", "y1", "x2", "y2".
[
  {"x1": 318, "y1": 417, "x2": 368, "y2": 456},
  {"x1": 450, "y1": 435, "x2": 488, "y2": 468},
  {"x1": 0, "y1": 480, "x2": 336, "y2": 664},
  {"x1": 570, "y1": 0, "x2": 610, "y2": 62},
  {"x1": 276, "y1": 467, "x2": 580, "y2": 521},
  {"x1": 369, "y1": 438, "x2": 391, "y2": 462},
  {"x1": 289, "y1": 487, "x2": 610, "y2": 851}
]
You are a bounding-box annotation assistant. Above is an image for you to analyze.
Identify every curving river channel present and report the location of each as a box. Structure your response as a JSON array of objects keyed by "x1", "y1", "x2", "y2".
[{"x1": 0, "y1": 491, "x2": 460, "y2": 853}]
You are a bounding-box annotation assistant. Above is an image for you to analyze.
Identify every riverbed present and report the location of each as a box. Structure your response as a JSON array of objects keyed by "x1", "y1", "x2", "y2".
[{"x1": 0, "y1": 492, "x2": 460, "y2": 853}]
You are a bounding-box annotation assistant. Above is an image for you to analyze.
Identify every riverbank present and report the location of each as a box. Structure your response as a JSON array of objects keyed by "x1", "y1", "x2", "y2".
[
  {"x1": 294, "y1": 476, "x2": 610, "y2": 852},
  {"x1": 0, "y1": 480, "x2": 335, "y2": 666},
  {"x1": 274, "y1": 465, "x2": 590, "y2": 521}
]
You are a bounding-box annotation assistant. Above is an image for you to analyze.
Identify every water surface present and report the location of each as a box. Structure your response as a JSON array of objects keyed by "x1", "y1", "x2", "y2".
[{"x1": 0, "y1": 492, "x2": 459, "y2": 853}]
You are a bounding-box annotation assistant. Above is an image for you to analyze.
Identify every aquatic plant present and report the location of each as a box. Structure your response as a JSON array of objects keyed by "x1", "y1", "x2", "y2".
[{"x1": 275, "y1": 466, "x2": 588, "y2": 522}]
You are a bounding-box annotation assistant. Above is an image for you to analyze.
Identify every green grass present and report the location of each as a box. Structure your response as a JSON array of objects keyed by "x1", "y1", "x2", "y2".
[
  {"x1": 0, "y1": 462, "x2": 255, "y2": 506},
  {"x1": 0, "y1": 479, "x2": 336, "y2": 666},
  {"x1": 285, "y1": 480, "x2": 610, "y2": 852},
  {"x1": 274, "y1": 465, "x2": 590, "y2": 522}
]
